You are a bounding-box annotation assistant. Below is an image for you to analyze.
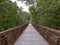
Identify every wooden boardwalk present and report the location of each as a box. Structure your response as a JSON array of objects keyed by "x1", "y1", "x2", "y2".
[{"x1": 14, "y1": 24, "x2": 49, "y2": 45}]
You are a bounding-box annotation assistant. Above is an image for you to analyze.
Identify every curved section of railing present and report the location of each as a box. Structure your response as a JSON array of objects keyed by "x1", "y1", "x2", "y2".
[
  {"x1": 32, "y1": 24, "x2": 60, "y2": 45},
  {"x1": 0, "y1": 24, "x2": 28, "y2": 45}
]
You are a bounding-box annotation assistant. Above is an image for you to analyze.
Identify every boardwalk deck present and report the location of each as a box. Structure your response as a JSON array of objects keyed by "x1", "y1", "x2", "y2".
[{"x1": 14, "y1": 24, "x2": 49, "y2": 45}]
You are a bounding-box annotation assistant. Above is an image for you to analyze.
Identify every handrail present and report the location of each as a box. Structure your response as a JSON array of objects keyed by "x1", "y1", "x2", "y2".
[
  {"x1": 32, "y1": 24, "x2": 60, "y2": 45},
  {"x1": 0, "y1": 24, "x2": 28, "y2": 45},
  {"x1": 40, "y1": 26, "x2": 60, "y2": 36},
  {"x1": 0, "y1": 24, "x2": 28, "y2": 35}
]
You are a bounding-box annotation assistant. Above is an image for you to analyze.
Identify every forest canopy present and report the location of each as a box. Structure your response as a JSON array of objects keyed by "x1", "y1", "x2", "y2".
[
  {"x1": 20, "y1": 0, "x2": 60, "y2": 30},
  {"x1": 0, "y1": 0, "x2": 60, "y2": 32},
  {"x1": 0, "y1": 0, "x2": 30, "y2": 31},
  {"x1": 29, "y1": 0, "x2": 60, "y2": 30}
]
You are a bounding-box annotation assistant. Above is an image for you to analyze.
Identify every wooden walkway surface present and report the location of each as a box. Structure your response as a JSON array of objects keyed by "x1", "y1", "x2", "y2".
[{"x1": 14, "y1": 24, "x2": 49, "y2": 45}]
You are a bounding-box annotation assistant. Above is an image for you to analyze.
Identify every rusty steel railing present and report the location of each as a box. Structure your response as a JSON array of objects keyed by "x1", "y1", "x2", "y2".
[
  {"x1": 0, "y1": 24, "x2": 28, "y2": 45},
  {"x1": 32, "y1": 24, "x2": 60, "y2": 45}
]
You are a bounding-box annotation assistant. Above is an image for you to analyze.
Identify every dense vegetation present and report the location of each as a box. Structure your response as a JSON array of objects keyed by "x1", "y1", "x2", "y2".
[
  {"x1": 0, "y1": 0, "x2": 60, "y2": 31},
  {"x1": 29, "y1": 0, "x2": 60, "y2": 30},
  {"x1": 0, "y1": 0, "x2": 30, "y2": 31},
  {"x1": 20, "y1": 0, "x2": 60, "y2": 30}
]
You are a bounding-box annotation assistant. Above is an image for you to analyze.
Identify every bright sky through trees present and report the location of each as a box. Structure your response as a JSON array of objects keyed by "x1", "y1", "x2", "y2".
[{"x1": 11, "y1": 0, "x2": 29, "y2": 12}]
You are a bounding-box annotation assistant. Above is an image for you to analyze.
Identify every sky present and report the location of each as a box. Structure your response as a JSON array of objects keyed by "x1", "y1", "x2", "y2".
[{"x1": 11, "y1": 0, "x2": 29, "y2": 12}]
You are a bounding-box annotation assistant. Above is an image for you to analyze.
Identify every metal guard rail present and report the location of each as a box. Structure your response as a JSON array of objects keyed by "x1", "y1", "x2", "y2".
[
  {"x1": 32, "y1": 24, "x2": 60, "y2": 45},
  {"x1": 0, "y1": 24, "x2": 28, "y2": 45}
]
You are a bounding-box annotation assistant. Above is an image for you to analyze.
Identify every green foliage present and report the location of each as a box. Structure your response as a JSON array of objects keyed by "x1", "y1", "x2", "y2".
[
  {"x1": 1, "y1": 0, "x2": 60, "y2": 31},
  {"x1": 30, "y1": 0, "x2": 60, "y2": 30},
  {"x1": 0, "y1": 0, "x2": 29, "y2": 31}
]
